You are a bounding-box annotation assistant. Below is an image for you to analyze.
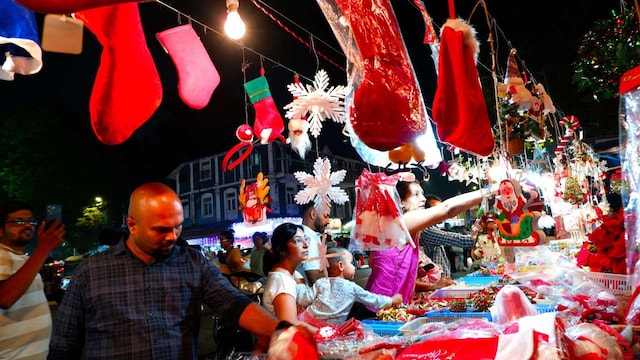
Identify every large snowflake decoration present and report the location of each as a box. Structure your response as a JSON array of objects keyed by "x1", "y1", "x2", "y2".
[
  {"x1": 283, "y1": 69, "x2": 348, "y2": 137},
  {"x1": 294, "y1": 157, "x2": 349, "y2": 216}
]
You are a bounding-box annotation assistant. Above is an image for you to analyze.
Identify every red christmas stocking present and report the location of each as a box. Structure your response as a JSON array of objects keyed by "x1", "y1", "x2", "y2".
[
  {"x1": 75, "y1": 3, "x2": 162, "y2": 145},
  {"x1": 334, "y1": 0, "x2": 427, "y2": 151},
  {"x1": 244, "y1": 68, "x2": 285, "y2": 144},
  {"x1": 16, "y1": 0, "x2": 144, "y2": 14},
  {"x1": 156, "y1": 24, "x2": 219, "y2": 110},
  {"x1": 431, "y1": 19, "x2": 495, "y2": 156}
]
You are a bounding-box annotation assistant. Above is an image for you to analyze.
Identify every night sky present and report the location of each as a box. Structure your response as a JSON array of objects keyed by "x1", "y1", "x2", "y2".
[{"x1": 0, "y1": 0, "x2": 622, "y2": 197}]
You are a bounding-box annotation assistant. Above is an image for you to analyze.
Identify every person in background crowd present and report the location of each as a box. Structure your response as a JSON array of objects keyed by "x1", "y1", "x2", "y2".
[
  {"x1": 357, "y1": 173, "x2": 490, "y2": 319},
  {"x1": 262, "y1": 223, "x2": 311, "y2": 323},
  {"x1": 250, "y1": 231, "x2": 268, "y2": 277},
  {"x1": 420, "y1": 194, "x2": 475, "y2": 277},
  {"x1": 296, "y1": 202, "x2": 330, "y2": 286},
  {"x1": 220, "y1": 229, "x2": 245, "y2": 274},
  {"x1": 297, "y1": 247, "x2": 402, "y2": 326},
  {"x1": 0, "y1": 201, "x2": 65, "y2": 360},
  {"x1": 48, "y1": 182, "x2": 312, "y2": 359}
]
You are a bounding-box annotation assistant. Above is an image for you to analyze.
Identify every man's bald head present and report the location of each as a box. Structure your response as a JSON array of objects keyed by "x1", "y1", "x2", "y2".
[
  {"x1": 128, "y1": 182, "x2": 181, "y2": 218},
  {"x1": 125, "y1": 182, "x2": 184, "y2": 263}
]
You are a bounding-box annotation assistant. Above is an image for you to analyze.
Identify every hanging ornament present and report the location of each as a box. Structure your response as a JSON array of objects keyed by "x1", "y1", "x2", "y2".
[
  {"x1": 222, "y1": 124, "x2": 254, "y2": 171},
  {"x1": 554, "y1": 115, "x2": 581, "y2": 156},
  {"x1": 238, "y1": 172, "x2": 272, "y2": 225},
  {"x1": 285, "y1": 73, "x2": 311, "y2": 159},
  {"x1": 284, "y1": 69, "x2": 348, "y2": 138},
  {"x1": 492, "y1": 179, "x2": 544, "y2": 246},
  {"x1": 294, "y1": 157, "x2": 349, "y2": 216}
]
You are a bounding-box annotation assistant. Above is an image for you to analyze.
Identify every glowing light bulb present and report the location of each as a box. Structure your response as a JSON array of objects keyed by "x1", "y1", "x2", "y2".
[{"x1": 225, "y1": 0, "x2": 246, "y2": 39}]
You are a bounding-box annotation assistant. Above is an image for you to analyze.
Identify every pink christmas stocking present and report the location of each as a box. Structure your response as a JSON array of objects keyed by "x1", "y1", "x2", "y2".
[
  {"x1": 431, "y1": 19, "x2": 495, "y2": 156},
  {"x1": 244, "y1": 69, "x2": 285, "y2": 144},
  {"x1": 157, "y1": 24, "x2": 219, "y2": 110},
  {"x1": 335, "y1": 0, "x2": 427, "y2": 151},
  {"x1": 75, "y1": 3, "x2": 162, "y2": 145}
]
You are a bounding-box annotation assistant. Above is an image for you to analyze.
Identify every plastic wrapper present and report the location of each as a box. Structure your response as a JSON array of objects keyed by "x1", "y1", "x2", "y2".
[
  {"x1": 565, "y1": 322, "x2": 625, "y2": 360},
  {"x1": 489, "y1": 285, "x2": 538, "y2": 324},
  {"x1": 314, "y1": 0, "x2": 441, "y2": 168},
  {"x1": 351, "y1": 170, "x2": 413, "y2": 251}
]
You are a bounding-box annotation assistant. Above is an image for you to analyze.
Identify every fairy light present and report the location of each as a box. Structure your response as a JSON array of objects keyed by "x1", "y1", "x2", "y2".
[{"x1": 224, "y1": 0, "x2": 246, "y2": 39}]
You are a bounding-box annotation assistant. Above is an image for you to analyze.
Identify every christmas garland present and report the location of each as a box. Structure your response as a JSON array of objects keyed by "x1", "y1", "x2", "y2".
[{"x1": 572, "y1": 7, "x2": 640, "y2": 100}]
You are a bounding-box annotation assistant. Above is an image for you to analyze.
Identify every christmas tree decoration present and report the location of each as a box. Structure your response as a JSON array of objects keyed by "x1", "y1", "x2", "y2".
[
  {"x1": 0, "y1": 0, "x2": 42, "y2": 80},
  {"x1": 156, "y1": 24, "x2": 220, "y2": 110},
  {"x1": 244, "y1": 67, "x2": 286, "y2": 144},
  {"x1": 431, "y1": 18, "x2": 494, "y2": 157},
  {"x1": 75, "y1": 3, "x2": 162, "y2": 145},
  {"x1": 284, "y1": 69, "x2": 348, "y2": 138},
  {"x1": 294, "y1": 157, "x2": 349, "y2": 217},
  {"x1": 238, "y1": 172, "x2": 272, "y2": 225},
  {"x1": 563, "y1": 176, "x2": 586, "y2": 205},
  {"x1": 573, "y1": 6, "x2": 640, "y2": 100}
]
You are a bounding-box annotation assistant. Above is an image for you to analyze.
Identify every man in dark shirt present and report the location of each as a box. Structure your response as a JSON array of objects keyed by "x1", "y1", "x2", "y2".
[{"x1": 48, "y1": 182, "x2": 310, "y2": 359}]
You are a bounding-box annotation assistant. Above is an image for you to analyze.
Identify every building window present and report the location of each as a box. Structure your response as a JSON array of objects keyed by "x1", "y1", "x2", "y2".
[
  {"x1": 286, "y1": 185, "x2": 299, "y2": 214},
  {"x1": 201, "y1": 194, "x2": 213, "y2": 218},
  {"x1": 182, "y1": 200, "x2": 190, "y2": 219},
  {"x1": 200, "y1": 160, "x2": 211, "y2": 181},
  {"x1": 224, "y1": 189, "x2": 238, "y2": 221}
]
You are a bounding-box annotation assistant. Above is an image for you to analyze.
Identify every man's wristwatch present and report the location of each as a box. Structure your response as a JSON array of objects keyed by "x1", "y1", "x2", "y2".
[{"x1": 275, "y1": 320, "x2": 294, "y2": 331}]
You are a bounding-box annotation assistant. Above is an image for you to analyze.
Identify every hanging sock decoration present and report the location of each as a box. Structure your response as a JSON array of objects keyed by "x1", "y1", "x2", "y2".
[
  {"x1": 244, "y1": 67, "x2": 286, "y2": 144},
  {"x1": 0, "y1": 0, "x2": 42, "y2": 81},
  {"x1": 431, "y1": 11, "x2": 495, "y2": 157},
  {"x1": 222, "y1": 124, "x2": 254, "y2": 172},
  {"x1": 75, "y1": 3, "x2": 162, "y2": 145},
  {"x1": 333, "y1": 0, "x2": 430, "y2": 151},
  {"x1": 156, "y1": 24, "x2": 219, "y2": 110}
]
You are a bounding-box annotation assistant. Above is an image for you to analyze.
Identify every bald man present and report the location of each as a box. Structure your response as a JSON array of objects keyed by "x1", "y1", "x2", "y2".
[{"x1": 49, "y1": 182, "x2": 311, "y2": 359}]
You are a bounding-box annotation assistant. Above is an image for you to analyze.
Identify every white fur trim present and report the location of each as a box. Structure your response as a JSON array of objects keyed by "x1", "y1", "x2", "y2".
[{"x1": 0, "y1": 36, "x2": 43, "y2": 76}]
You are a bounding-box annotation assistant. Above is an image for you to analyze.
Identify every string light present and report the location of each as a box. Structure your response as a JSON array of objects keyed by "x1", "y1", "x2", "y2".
[{"x1": 224, "y1": 0, "x2": 246, "y2": 39}]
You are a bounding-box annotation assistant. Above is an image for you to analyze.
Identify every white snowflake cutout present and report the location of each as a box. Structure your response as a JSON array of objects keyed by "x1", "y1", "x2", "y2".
[
  {"x1": 294, "y1": 157, "x2": 349, "y2": 215},
  {"x1": 283, "y1": 70, "x2": 348, "y2": 138}
]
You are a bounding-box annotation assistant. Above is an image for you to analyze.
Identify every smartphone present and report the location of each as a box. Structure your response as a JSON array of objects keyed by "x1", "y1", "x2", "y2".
[{"x1": 45, "y1": 205, "x2": 62, "y2": 229}]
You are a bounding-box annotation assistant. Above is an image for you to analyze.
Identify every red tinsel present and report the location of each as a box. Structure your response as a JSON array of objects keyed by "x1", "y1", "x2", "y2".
[{"x1": 577, "y1": 212, "x2": 626, "y2": 274}]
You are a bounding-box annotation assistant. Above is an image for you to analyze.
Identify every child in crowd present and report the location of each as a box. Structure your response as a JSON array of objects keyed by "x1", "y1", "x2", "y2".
[{"x1": 297, "y1": 247, "x2": 402, "y2": 326}]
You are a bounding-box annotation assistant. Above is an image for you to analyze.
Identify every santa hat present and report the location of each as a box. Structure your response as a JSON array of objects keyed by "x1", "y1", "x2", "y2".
[
  {"x1": 504, "y1": 48, "x2": 522, "y2": 84},
  {"x1": 0, "y1": 0, "x2": 42, "y2": 81}
]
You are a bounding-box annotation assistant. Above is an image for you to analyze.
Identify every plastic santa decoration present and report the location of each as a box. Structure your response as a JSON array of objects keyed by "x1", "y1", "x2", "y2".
[
  {"x1": 492, "y1": 178, "x2": 545, "y2": 246},
  {"x1": 238, "y1": 172, "x2": 272, "y2": 226}
]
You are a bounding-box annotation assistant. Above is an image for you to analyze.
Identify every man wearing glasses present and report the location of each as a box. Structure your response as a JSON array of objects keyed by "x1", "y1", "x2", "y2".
[{"x1": 0, "y1": 201, "x2": 65, "y2": 360}]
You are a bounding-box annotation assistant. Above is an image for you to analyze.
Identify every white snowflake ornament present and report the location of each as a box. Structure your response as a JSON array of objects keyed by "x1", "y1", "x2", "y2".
[
  {"x1": 294, "y1": 157, "x2": 349, "y2": 216},
  {"x1": 284, "y1": 70, "x2": 348, "y2": 137}
]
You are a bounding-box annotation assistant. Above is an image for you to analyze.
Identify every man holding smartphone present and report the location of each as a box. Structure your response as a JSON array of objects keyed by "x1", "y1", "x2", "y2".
[{"x1": 0, "y1": 201, "x2": 65, "y2": 360}]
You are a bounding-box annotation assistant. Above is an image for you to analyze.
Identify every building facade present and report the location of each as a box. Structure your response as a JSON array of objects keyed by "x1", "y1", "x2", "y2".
[{"x1": 167, "y1": 142, "x2": 377, "y2": 247}]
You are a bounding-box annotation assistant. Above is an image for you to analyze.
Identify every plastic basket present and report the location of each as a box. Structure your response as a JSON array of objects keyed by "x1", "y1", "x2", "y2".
[
  {"x1": 586, "y1": 272, "x2": 632, "y2": 296},
  {"x1": 361, "y1": 319, "x2": 403, "y2": 336},
  {"x1": 398, "y1": 317, "x2": 447, "y2": 336},
  {"x1": 458, "y1": 276, "x2": 503, "y2": 287},
  {"x1": 425, "y1": 309, "x2": 493, "y2": 322},
  {"x1": 424, "y1": 304, "x2": 556, "y2": 323}
]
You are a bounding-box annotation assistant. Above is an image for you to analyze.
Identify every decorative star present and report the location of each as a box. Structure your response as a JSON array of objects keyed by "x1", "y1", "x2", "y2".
[
  {"x1": 294, "y1": 157, "x2": 349, "y2": 215},
  {"x1": 284, "y1": 70, "x2": 348, "y2": 137}
]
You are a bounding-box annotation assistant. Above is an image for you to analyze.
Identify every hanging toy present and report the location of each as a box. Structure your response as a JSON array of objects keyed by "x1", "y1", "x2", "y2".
[
  {"x1": 238, "y1": 172, "x2": 272, "y2": 225},
  {"x1": 293, "y1": 157, "x2": 349, "y2": 217},
  {"x1": 244, "y1": 66, "x2": 286, "y2": 145},
  {"x1": 285, "y1": 73, "x2": 311, "y2": 159},
  {"x1": 222, "y1": 124, "x2": 254, "y2": 172},
  {"x1": 554, "y1": 115, "x2": 581, "y2": 156}
]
